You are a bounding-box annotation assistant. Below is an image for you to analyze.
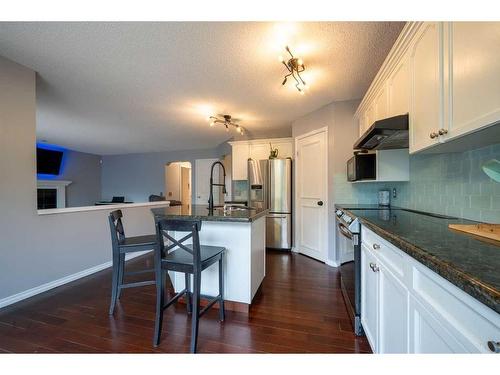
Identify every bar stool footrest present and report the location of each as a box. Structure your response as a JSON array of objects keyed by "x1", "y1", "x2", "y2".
[{"x1": 119, "y1": 280, "x2": 155, "y2": 289}]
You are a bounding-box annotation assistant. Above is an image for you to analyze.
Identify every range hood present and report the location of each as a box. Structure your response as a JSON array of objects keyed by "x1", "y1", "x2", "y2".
[{"x1": 353, "y1": 114, "x2": 409, "y2": 150}]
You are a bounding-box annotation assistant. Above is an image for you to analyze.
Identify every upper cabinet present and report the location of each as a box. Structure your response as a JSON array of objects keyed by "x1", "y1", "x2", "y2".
[
  {"x1": 355, "y1": 22, "x2": 500, "y2": 155},
  {"x1": 445, "y1": 22, "x2": 500, "y2": 140},
  {"x1": 387, "y1": 51, "x2": 410, "y2": 117},
  {"x1": 409, "y1": 22, "x2": 443, "y2": 153},
  {"x1": 229, "y1": 138, "x2": 293, "y2": 181}
]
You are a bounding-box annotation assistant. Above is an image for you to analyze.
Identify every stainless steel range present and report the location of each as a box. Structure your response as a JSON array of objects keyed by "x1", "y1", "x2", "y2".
[{"x1": 335, "y1": 208, "x2": 363, "y2": 336}]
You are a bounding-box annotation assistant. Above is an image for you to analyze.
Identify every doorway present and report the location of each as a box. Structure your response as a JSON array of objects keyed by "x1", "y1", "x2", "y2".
[
  {"x1": 165, "y1": 161, "x2": 192, "y2": 208},
  {"x1": 294, "y1": 127, "x2": 328, "y2": 262}
]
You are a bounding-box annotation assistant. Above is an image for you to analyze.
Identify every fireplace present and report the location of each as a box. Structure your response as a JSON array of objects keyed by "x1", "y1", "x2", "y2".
[{"x1": 36, "y1": 180, "x2": 72, "y2": 210}]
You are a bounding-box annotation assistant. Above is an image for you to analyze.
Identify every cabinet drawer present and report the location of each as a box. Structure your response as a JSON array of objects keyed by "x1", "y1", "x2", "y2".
[
  {"x1": 411, "y1": 260, "x2": 500, "y2": 353},
  {"x1": 361, "y1": 226, "x2": 407, "y2": 278}
]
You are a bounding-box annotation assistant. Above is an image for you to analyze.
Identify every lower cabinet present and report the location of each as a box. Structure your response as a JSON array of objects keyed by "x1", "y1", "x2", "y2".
[
  {"x1": 361, "y1": 243, "x2": 409, "y2": 353},
  {"x1": 361, "y1": 244, "x2": 379, "y2": 351},
  {"x1": 361, "y1": 225, "x2": 500, "y2": 353}
]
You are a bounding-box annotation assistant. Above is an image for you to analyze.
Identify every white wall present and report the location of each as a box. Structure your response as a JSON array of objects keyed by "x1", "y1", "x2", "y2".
[
  {"x1": 291, "y1": 100, "x2": 360, "y2": 264},
  {"x1": 0, "y1": 56, "x2": 160, "y2": 304}
]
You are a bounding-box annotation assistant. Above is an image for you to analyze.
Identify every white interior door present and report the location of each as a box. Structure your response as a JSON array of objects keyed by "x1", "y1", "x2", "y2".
[
  {"x1": 195, "y1": 158, "x2": 220, "y2": 205},
  {"x1": 295, "y1": 127, "x2": 328, "y2": 262}
]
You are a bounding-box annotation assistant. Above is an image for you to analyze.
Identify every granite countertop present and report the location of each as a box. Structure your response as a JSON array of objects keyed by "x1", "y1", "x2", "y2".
[
  {"x1": 151, "y1": 204, "x2": 268, "y2": 223},
  {"x1": 335, "y1": 204, "x2": 500, "y2": 314}
]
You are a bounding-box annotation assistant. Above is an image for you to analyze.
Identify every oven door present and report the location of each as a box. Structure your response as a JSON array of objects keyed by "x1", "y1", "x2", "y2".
[{"x1": 337, "y1": 221, "x2": 363, "y2": 336}]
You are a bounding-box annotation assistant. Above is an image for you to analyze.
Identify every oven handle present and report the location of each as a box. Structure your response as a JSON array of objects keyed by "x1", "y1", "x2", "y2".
[{"x1": 338, "y1": 222, "x2": 353, "y2": 240}]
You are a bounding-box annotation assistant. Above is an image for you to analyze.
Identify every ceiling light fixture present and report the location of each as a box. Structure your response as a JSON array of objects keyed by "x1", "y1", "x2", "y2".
[
  {"x1": 208, "y1": 114, "x2": 244, "y2": 135},
  {"x1": 279, "y1": 46, "x2": 307, "y2": 94}
]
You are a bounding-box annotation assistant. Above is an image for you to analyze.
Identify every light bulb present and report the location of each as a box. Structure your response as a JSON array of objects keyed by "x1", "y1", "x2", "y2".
[
  {"x1": 278, "y1": 55, "x2": 284, "y2": 62},
  {"x1": 299, "y1": 89, "x2": 305, "y2": 95},
  {"x1": 298, "y1": 58, "x2": 303, "y2": 66},
  {"x1": 209, "y1": 121, "x2": 215, "y2": 127}
]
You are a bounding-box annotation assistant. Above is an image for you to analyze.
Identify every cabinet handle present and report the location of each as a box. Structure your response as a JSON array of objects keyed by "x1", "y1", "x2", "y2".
[
  {"x1": 372, "y1": 243, "x2": 381, "y2": 250},
  {"x1": 429, "y1": 132, "x2": 438, "y2": 139},
  {"x1": 438, "y1": 128, "x2": 448, "y2": 136},
  {"x1": 488, "y1": 341, "x2": 500, "y2": 353},
  {"x1": 369, "y1": 262, "x2": 379, "y2": 272}
]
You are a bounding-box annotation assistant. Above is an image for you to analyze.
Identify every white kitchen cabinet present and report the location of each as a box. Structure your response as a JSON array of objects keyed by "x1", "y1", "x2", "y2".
[
  {"x1": 361, "y1": 225, "x2": 500, "y2": 353},
  {"x1": 356, "y1": 22, "x2": 500, "y2": 155},
  {"x1": 387, "y1": 51, "x2": 410, "y2": 117},
  {"x1": 444, "y1": 22, "x2": 500, "y2": 141},
  {"x1": 378, "y1": 262, "x2": 409, "y2": 353},
  {"x1": 374, "y1": 85, "x2": 388, "y2": 121},
  {"x1": 409, "y1": 22, "x2": 444, "y2": 153},
  {"x1": 409, "y1": 295, "x2": 465, "y2": 353},
  {"x1": 229, "y1": 138, "x2": 293, "y2": 180},
  {"x1": 361, "y1": 243, "x2": 379, "y2": 352},
  {"x1": 230, "y1": 143, "x2": 249, "y2": 180},
  {"x1": 361, "y1": 242, "x2": 409, "y2": 353}
]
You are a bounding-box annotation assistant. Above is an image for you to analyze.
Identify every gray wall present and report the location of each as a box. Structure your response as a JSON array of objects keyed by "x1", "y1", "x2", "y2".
[
  {"x1": 101, "y1": 147, "x2": 227, "y2": 204},
  {"x1": 0, "y1": 56, "x2": 164, "y2": 303},
  {"x1": 42, "y1": 149, "x2": 102, "y2": 207}
]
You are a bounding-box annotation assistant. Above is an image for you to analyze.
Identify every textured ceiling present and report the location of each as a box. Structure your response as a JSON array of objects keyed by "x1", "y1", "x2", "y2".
[{"x1": 0, "y1": 22, "x2": 404, "y2": 155}]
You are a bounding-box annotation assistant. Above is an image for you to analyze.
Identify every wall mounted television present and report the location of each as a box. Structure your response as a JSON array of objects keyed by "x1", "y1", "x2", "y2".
[{"x1": 37, "y1": 147, "x2": 64, "y2": 175}]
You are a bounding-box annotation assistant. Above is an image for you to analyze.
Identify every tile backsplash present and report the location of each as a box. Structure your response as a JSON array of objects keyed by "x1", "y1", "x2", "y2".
[{"x1": 335, "y1": 143, "x2": 500, "y2": 223}]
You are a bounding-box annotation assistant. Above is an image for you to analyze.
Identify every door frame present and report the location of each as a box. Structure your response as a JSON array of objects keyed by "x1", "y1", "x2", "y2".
[{"x1": 294, "y1": 126, "x2": 329, "y2": 262}]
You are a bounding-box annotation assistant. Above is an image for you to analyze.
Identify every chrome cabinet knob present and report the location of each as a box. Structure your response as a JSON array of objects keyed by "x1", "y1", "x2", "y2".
[
  {"x1": 488, "y1": 341, "x2": 500, "y2": 353},
  {"x1": 369, "y1": 262, "x2": 379, "y2": 272},
  {"x1": 438, "y1": 128, "x2": 448, "y2": 136},
  {"x1": 373, "y1": 244, "x2": 381, "y2": 250},
  {"x1": 430, "y1": 132, "x2": 439, "y2": 139}
]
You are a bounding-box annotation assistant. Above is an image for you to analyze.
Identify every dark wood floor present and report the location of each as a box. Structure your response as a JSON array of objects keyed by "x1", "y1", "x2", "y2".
[{"x1": 0, "y1": 250, "x2": 371, "y2": 353}]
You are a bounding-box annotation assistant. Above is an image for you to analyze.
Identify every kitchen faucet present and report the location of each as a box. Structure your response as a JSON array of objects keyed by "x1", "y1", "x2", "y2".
[{"x1": 208, "y1": 161, "x2": 227, "y2": 212}]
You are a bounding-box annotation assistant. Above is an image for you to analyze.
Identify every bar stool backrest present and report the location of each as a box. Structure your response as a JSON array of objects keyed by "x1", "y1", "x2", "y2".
[
  {"x1": 109, "y1": 210, "x2": 126, "y2": 249},
  {"x1": 155, "y1": 219, "x2": 202, "y2": 266}
]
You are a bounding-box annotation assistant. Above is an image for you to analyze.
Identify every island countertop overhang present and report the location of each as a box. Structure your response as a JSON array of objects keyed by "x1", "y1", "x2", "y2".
[{"x1": 151, "y1": 205, "x2": 269, "y2": 223}]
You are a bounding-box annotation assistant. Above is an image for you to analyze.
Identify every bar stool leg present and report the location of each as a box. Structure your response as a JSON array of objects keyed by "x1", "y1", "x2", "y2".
[
  {"x1": 218, "y1": 256, "x2": 225, "y2": 322},
  {"x1": 109, "y1": 251, "x2": 120, "y2": 315},
  {"x1": 117, "y1": 253, "x2": 125, "y2": 299},
  {"x1": 190, "y1": 270, "x2": 201, "y2": 353},
  {"x1": 185, "y1": 273, "x2": 192, "y2": 314},
  {"x1": 153, "y1": 268, "x2": 165, "y2": 347}
]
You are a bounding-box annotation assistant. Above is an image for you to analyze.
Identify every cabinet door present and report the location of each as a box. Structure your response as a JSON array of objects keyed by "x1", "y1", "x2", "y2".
[
  {"x1": 272, "y1": 141, "x2": 293, "y2": 159},
  {"x1": 447, "y1": 22, "x2": 500, "y2": 140},
  {"x1": 250, "y1": 143, "x2": 270, "y2": 162},
  {"x1": 409, "y1": 296, "x2": 466, "y2": 353},
  {"x1": 231, "y1": 143, "x2": 249, "y2": 180},
  {"x1": 378, "y1": 264, "x2": 409, "y2": 353},
  {"x1": 365, "y1": 104, "x2": 375, "y2": 131},
  {"x1": 374, "y1": 86, "x2": 388, "y2": 121},
  {"x1": 409, "y1": 22, "x2": 443, "y2": 153},
  {"x1": 388, "y1": 52, "x2": 410, "y2": 117},
  {"x1": 361, "y1": 244, "x2": 379, "y2": 352}
]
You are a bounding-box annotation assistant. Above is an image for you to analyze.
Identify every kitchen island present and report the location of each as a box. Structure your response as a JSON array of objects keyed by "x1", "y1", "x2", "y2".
[{"x1": 150, "y1": 205, "x2": 268, "y2": 309}]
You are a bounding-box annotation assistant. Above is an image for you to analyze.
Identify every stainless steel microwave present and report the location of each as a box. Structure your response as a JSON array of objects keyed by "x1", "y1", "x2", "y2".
[{"x1": 347, "y1": 153, "x2": 376, "y2": 182}]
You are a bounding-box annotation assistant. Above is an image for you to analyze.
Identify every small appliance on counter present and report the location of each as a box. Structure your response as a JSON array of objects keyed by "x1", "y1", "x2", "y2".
[{"x1": 378, "y1": 190, "x2": 390, "y2": 206}]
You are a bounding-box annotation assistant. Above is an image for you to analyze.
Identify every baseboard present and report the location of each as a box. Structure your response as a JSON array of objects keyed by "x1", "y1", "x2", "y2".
[
  {"x1": 325, "y1": 259, "x2": 340, "y2": 268},
  {"x1": 291, "y1": 246, "x2": 299, "y2": 253},
  {"x1": 0, "y1": 250, "x2": 152, "y2": 310}
]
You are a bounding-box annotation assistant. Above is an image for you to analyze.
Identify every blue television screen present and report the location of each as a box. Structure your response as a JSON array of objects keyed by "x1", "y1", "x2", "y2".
[{"x1": 37, "y1": 147, "x2": 63, "y2": 175}]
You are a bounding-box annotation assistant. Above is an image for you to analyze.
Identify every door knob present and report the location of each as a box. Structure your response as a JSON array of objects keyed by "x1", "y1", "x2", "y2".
[
  {"x1": 430, "y1": 132, "x2": 438, "y2": 139},
  {"x1": 317, "y1": 201, "x2": 324, "y2": 206},
  {"x1": 438, "y1": 128, "x2": 448, "y2": 136}
]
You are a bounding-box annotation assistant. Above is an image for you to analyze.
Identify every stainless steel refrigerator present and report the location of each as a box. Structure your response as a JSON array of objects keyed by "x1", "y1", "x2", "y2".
[{"x1": 248, "y1": 158, "x2": 292, "y2": 250}]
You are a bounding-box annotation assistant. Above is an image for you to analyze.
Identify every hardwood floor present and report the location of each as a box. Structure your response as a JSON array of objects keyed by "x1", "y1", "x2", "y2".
[{"x1": 0, "y1": 250, "x2": 371, "y2": 353}]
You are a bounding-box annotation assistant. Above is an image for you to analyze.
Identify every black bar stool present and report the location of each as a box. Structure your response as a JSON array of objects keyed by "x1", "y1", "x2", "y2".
[
  {"x1": 153, "y1": 218, "x2": 225, "y2": 353},
  {"x1": 108, "y1": 209, "x2": 157, "y2": 315}
]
